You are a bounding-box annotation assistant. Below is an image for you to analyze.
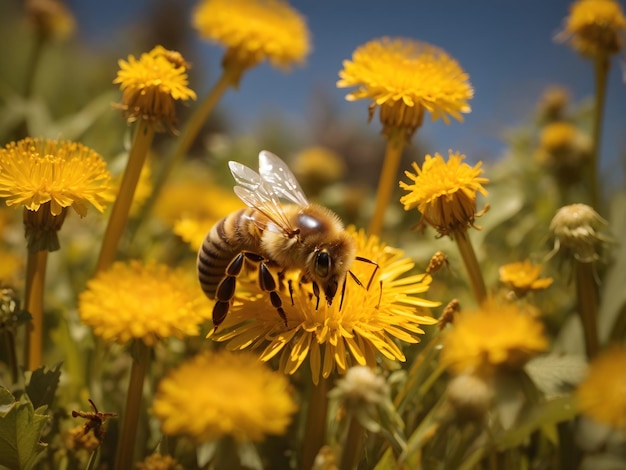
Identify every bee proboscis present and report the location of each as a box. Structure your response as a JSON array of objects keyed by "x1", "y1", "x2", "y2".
[{"x1": 197, "y1": 151, "x2": 376, "y2": 329}]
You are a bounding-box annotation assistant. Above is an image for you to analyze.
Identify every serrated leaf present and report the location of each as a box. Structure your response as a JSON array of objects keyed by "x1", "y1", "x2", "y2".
[
  {"x1": 25, "y1": 363, "x2": 62, "y2": 409},
  {"x1": 0, "y1": 387, "x2": 49, "y2": 470}
]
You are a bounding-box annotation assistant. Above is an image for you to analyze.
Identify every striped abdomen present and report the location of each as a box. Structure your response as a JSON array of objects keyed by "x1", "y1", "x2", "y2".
[{"x1": 197, "y1": 208, "x2": 260, "y2": 299}]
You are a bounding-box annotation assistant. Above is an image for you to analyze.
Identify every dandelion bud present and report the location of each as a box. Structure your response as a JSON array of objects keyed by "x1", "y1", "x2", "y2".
[
  {"x1": 330, "y1": 366, "x2": 389, "y2": 407},
  {"x1": 446, "y1": 373, "x2": 493, "y2": 421},
  {"x1": 438, "y1": 298, "x2": 460, "y2": 330},
  {"x1": 537, "y1": 86, "x2": 570, "y2": 121},
  {"x1": 26, "y1": 0, "x2": 75, "y2": 41},
  {"x1": 549, "y1": 203, "x2": 609, "y2": 263},
  {"x1": 426, "y1": 250, "x2": 449, "y2": 275}
]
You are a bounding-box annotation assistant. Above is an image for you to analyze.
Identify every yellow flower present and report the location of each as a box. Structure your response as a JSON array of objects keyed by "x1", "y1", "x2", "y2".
[
  {"x1": 152, "y1": 350, "x2": 297, "y2": 442},
  {"x1": 192, "y1": 0, "x2": 310, "y2": 72},
  {"x1": 210, "y1": 228, "x2": 439, "y2": 385},
  {"x1": 441, "y1": 300, "x2": 548, "y2": 375},
  {"x1": 78, "y1": 261, "x2": 212, "y2": 346},
  {"x1": 559, "y1": 0, "x2": 626, "y2": 57},
  {"x1": 113, "y1": 45, "x2": 197, "y2": 128},
  {"x1": 577, "y1": 344, "x2": 626, "y2": 428},
  {"x1": 499, "y1": 260, "x2": 554, "y2": 297},
  {"x1": 337, "y1": 37, "x2": 473, "y2": 137},
  {"x1": 136, "y1": 454, "x2": 182, "y2": 470},
  {"x1": 0, "y1": 138, "x2": 112, "y2": 217},
  {"x1": 292, "y1": 146, "x2": 346, "y2": 194},
  {"x1": 26, "y1": 0, "x2": 75, "y2": 40},
  {"x1": 399, "y1": 151, "x2": 488, "y2": 237}
]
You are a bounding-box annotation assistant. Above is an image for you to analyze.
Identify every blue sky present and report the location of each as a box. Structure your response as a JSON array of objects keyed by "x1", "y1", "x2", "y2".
[{"x1": 68, "y1": 0, "x2": 626, "y2": 171}]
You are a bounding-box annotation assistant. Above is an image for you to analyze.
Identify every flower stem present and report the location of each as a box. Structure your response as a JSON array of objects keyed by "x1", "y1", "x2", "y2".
[
  {"x1": 96, "y1": 119, "x2": 155, "y2": 272},
  {"x1": 115, "y1": 341, "x2": 151, "y2": 470},
  {"x1": 340, "y1": 415, "x2": 365, "y2": 470},
  {"x1": 24, "y1": 249, "x2": 48, "y2": 370},
  {"x1": 136, "y1": 65, "x2": 240, "y2": 231},
  {"x1": 454, "y1": 229, "x2": 487, "y2": 304},
  {"x1": 589, "y1": 55, "x2": 609, "y2": 211},
  {"x1": 4, "y1": 330, "x2": 18, "y2": 383},
  {"x1": 575, "y1": 261, "x2": 599, "y2": 358},
  {"x1": 369, "y1": 129, "x2": 406, "y2": 237},
  {"x1": 301, "y1": 376, "x2": 330, "y2": 469}
]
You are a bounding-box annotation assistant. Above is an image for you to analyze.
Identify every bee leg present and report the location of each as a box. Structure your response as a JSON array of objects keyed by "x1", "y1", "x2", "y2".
[
  {"x1": 287, "y1": 279, "x2": 295, "y2": 305},
  {"x1": 355, "y1": 256, "x2": 380, "y2": 290},
  {"x1": 312, "y1": 282, "x2": 321, "y2": 310},
  {"x1": 258, "y1": 262, "x2": 288, "y2": 327},
  {"x1": 339, "y1": 277, "x2": 347, "y2": 311},
  {"x1": 212, "y1": 252, "x2": 248, "y2": 329}
]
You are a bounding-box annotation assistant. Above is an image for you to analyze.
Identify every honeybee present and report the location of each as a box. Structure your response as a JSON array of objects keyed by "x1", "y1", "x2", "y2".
[{"x1": 197, "y1": 151, "x2": 372, "y2": 329}]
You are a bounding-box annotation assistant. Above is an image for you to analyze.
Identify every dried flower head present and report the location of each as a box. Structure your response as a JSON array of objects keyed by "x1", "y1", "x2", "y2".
[
  {"x1": 152, "y1": 350, "x2": 297, "y2": 442},
  {"x1": 499, "y1": 260, "x2": 554, "y2": 297},
  {"x1": 113, "y1": 45, "x2": 197, "y2": 129},
  {"x1": 549, "y1": 203, "x2": 610, "y2": 263},
  {"x1": 558, "y1": 0, "x2": 626, "y2": 57},
  {"x1": 446, "y1": 373, "x2": 493, "y2": 421},
  {"x1": 338, "y1": 37, "x2": 473, "y2": 138},
  {"x1": 192, "y1": 0, "x2": 310, "y2": 74},
  {"x1": 78, "y1": 261, "x2": 212, "y2": 345},
  {"x1": 329, "y1": 365, "x2": 389, "y2": 407},
  {"x1": 577, "y1": 344, "x2": 626, "y2": 428},
  {"x1": 400, "y1": 151, "x2": 489, "y2": 237},
  {"x1": 441, "y1": 300, "x2": 548, "y2": 376},
  {"x1": 210, "y1": 229, "x2": 439, "y2": 384}
]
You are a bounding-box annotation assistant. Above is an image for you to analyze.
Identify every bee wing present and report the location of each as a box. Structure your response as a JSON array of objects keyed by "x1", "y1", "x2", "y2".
[
  {"x1": 229, "y1": 160, "x2": 296, "y2": 235},
  {"x1": 258, "y1": 150, "x2": 309, "y2": 207}
]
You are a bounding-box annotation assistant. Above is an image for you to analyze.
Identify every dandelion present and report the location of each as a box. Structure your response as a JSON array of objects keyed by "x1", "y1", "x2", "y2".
[
  {"x1": 113, "y1": 45, "x2": 196, "y2": 128},
  {"x1": 153, "y1": 350, "x2": 297, "y2": 442},
  {"x1": 136, "y1": 454, "x2": 182, "y2": 470},
  {"x1": 440, "y1": 300, "x2": 548, "y2": 376},
  {"x1": 292, "y1": 146, "x2": 346, "y2": 195},
  {"x1": 536, "y1": 85, "x2": 571, "y2": 121},
  {"x1": 400, "y1": 151, "x2": 489, "y2": 303},
  {"x1": 577, "y1": 344, "x2": 626, "y2": 428},
  {"x1": 26, "y1": 0, "x2": 75, "y2": 41},
  {"x1": 210, "y1": 228, "x2": 439, "y2": 385},
  {"x1": 499, "y1": 260, "x2": 554, "y2": 297},
  {"x1": 338, "y1": 37, "x2": 473, "y2": 236}
]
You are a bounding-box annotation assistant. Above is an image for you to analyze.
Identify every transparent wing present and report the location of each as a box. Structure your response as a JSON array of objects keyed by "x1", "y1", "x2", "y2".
[
  {"x1": 228, "y1": 160, "x2": 295, "y2": 235},
  {"x1": 258, "y1": 150, "x2": 309, "y2": 207}
]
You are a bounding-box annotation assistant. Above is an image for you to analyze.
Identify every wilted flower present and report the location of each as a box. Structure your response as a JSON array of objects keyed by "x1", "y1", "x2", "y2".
[
  {"x1": 577, "y1": 344, "x2": 626, "y2": 428},
  {"x1": 499, "y1": 260, "x2": 554, "y2": 297},
  {"x1": 152, "y1": 350, "x2": 297, "y2": 442},
  {"x1": 441, "y1": 300, "x2": 548, "y2": 376},
  {"x1": 558, "y1": 0, "x2": 626, "y2": 57},
  {"x1": 192, "y1": 0, "x2": 310, "y2": 74},
  {"x1": 210, "y1": 229, "x2": 439, "y2": 384},
  {"x1": 400, "y1": 151, "x2": 489, "y2": 237},
  {"x1": 113, "y1": 45, "x2": 196, "y2": 128},
  {"x1": 338, "y1": 37, "x2": 473, "y2": 137},
  {"x1": 78, "y1": 261, "x2": 212, "y2": 345}
]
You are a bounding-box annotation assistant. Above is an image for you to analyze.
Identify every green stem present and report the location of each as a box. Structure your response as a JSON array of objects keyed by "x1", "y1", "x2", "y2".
[
  {"x1": 575, "y1": 261, "x2": 599, "y2": 358},
  {"x1": 24, "y1": 249, "x2": 48, "y2": 370},
  {"x1": 96, "y1": 120, "x2": 155, "y2": 272},
  {"x1": 4, "y1": 330, "x2": 18, "y2": 384},
  {"x1": 369, "y1": 129, "x2": 406, "y2": 237},
  {"x1": 394, "y1": 336, "x2": 440, "y2": 412},
  {"x1": 340, "y1": 415, "x2": 365, "y2": 470},
  {"x1": 454, "y1": 229, "x2": 487, "y2": 305},
  {"x1": 301, "y1": 376, "x2": 330, "y2": 469},
  {"x1": 589, "y1": 55, "x2": 609, "y2": 211},
  {"x1": 115, "y1": 341, "x2": 151, "y2": 470}
]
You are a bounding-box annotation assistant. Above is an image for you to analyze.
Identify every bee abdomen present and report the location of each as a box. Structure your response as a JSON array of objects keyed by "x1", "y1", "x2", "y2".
[{"x1": 197, "y1": 211, "x2": 247, "y2": 298}]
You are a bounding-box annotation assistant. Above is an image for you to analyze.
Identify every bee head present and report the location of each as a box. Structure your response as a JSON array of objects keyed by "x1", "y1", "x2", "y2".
[{"x1": 311, "y1": 233, "x2": 356, "y2": 305}]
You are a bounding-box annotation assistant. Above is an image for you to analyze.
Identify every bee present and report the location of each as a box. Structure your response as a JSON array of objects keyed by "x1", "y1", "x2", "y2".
[{"x1": 197, "y1": 151, "x2": 373, "y2": 329}]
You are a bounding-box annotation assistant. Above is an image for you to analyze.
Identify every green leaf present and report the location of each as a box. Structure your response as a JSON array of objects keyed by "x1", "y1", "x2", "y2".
[
  {"x1": 25, "y1": 363, "x2": 62, "y2": 410},
  {"x1": 0, "y1": 387, "x2": 49, "y2": 470}
]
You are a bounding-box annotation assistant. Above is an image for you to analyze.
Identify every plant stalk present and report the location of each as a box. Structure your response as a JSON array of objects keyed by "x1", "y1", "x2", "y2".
[
  {"x1": 454, "y1": 229, "x2": 487, "y2": 304},
  {"x1": 24, "y1": 249, "x2": 48, "y2": 370},
  {"x1": 301, "y1": 376, "x2": 330, "y2": 469}
]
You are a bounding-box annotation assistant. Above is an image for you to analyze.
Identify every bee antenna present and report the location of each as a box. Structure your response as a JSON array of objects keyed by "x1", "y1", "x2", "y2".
[{"x1": 354, "y1": 256, "x2": 380, "y2": 291}]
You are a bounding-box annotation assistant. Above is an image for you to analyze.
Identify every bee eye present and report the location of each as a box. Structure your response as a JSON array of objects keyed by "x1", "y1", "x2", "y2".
[{"x1": 315, "y1": 251, "x2": 331, "y2": 278}]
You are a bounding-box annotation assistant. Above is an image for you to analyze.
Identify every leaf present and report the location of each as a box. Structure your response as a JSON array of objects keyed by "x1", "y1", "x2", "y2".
[
  {"x1": 0, "y1": 387, "x2": 49, "y2": 470},
  {"x1": 25, "y1": 363, "x2": 62, "y2": 410}
]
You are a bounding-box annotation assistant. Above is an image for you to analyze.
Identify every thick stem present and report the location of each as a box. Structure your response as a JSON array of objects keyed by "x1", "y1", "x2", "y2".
[
  {"x1": 369, "y1": 129, "x2": 406, "y2": 237},
  {"x1": 301, "y1": 376, "x2": 330, "y2": 469},
  {"x1": 96, "y1": 120, "x2": 155, "y2": 272},
  {"x1": 340, "y1": 415, "x2": 365, "y2": 470},
  {"x1": 589, "y1": 55, "x2": 609, "y2": 211},
  {"x1": 115, "y1": 341, "x2": 151, "y2": 470},
  {"x1": 4, "y1": 331, "x2": 19, "y2": 383},
  {"x1": 24, "y1": 250, "x2": 48, "y2": 370},
  {"x1": 454, "y1": 229, "x2": 487, "y2": 305},
  {"x1": 575, "y1": 261, "x2": 599, "y2": 358}
]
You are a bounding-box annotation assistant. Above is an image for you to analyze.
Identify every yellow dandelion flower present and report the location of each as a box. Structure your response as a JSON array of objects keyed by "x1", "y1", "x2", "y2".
[
  {"x1": 113, "y1": 45, "x2": 197, "y2": 128},
  {"x1": 152, "y1": 350, "x2": 297, "y2": 442},
  {"x1": 441, "y1": 300, "x2": 548, "y2": 376},
  {"x1": 499, "y1": 260, "x2": 554, "y2": 297},
  {"x1": 210, "y1": 229, "x2": 439, "y2": 385},
  {"x1": 292, "y1": 146, "x2": 346, "y2": 194},
  {"x1": 337, "y1": 37, "x2": 473, "y2": 137},
  {"x1": 400, "y1": 151, "x2": 489, "y2": 237},
  {"x1": 192, "y1": 0, "x2": 310, "y2": 72},
  {"x1": 559, "y1": 0, "x2": 626, "y2": 57},
  {"x1": 0, "y1": 138, "x2": 112, "y2": 217},
  {"x1": 577, "y1": 344, "x2": 626, "y2": 428},
  {"x1": 78, "y1": 261, "x2": 212, "y2": 346}
]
